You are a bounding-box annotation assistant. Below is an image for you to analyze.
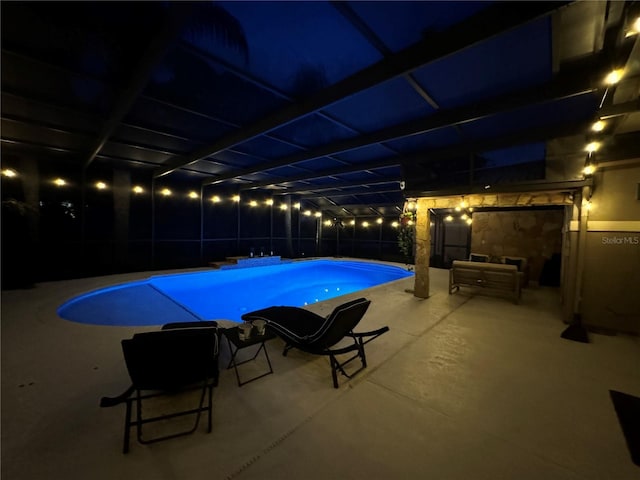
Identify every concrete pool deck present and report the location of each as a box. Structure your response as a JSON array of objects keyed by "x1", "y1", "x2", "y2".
[{"x1": 2, "y1": 261, "x2": 639, "y2": 479}]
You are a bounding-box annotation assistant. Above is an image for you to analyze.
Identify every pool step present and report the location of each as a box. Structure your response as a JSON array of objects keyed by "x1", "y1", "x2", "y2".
[{"x1": 209, "y1": 255, "x2": 288, "y2": 270}]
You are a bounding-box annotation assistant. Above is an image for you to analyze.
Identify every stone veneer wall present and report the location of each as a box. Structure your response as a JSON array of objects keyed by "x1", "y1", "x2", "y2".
[{"x1": 470, "y1": 209, "x2": 564, "y2": 284}]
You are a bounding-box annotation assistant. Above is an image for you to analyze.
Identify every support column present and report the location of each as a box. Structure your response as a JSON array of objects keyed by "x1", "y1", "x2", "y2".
[{"x1": 414, "y1": 198, "x2": 431, "y2": 298}]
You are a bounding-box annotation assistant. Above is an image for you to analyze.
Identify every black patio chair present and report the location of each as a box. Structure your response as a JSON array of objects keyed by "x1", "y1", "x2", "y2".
[
  {"x1": 242, "y1": 298, "x2": 388, "y2": 388},
  {"x1": 100, "y1": 321, "x2": 219, "y2": 453}
]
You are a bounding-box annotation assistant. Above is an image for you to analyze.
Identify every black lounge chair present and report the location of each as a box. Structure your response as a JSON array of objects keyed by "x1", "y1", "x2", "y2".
[
  {"x1": 100, "y1": 321, "x2": 219, "y2": 453},
  {"x1": 242, "y1": 298, "x2": 388, "y2": 388}
]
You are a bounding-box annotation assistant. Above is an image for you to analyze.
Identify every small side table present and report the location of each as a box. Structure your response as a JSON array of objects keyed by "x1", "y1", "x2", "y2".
[{"x1": 223, "y1": 326, "x2": 276, "y2": 386}]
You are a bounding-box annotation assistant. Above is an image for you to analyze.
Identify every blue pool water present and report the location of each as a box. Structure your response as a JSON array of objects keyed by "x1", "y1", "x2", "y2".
[{"x1": 57, "y1": 259, "x2": 414, "y2": 326}]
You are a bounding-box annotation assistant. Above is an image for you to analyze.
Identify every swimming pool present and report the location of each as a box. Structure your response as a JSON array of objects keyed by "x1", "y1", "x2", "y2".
[{"x1": 57, "y1": 259, "x2": 414, "y2": 326}]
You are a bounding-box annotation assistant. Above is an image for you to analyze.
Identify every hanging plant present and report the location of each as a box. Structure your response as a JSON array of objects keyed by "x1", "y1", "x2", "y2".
[{"x1": 397, "y1": 211, "x2": 416, "y2": 265}]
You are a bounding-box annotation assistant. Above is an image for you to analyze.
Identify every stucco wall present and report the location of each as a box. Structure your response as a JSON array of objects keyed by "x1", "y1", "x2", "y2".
[
  {"x1": 470, "y1": 209, "x2": 564, "y2": 284},
  {"x1": 580, "y1": 166, "x2": 640, "y2": 334}
]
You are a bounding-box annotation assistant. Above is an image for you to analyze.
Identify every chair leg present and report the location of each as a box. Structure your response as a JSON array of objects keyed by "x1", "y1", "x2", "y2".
[
  {"x1": 207, "y1": 385, "x2": 213, "y2": 433},
  {"x1": 123, "y1": 398, "x2": 132, "y2": 454},
  {"x1": 329, "y1": 354, "x2": 339, "y2": 388}
]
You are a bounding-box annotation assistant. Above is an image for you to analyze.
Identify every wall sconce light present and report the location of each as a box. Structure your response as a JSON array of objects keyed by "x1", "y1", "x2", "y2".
[
  {"x1": 2, "y1": 168, "x2": 17, "y2": 177},
  {"x1": 160, "y1": 188, "x2": 172, "y2": 196},
  {"x1": 54, "y1": 178, "x2": 67, "y2": 187},
  {"x1": 132, "y1": 185, "x2": 144, "y2": 194}
]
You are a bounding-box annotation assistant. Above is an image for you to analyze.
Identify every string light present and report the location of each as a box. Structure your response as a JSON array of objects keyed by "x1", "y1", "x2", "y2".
[
  {"x1": 349, "y1": 219, "x2": 356, "y2": 226},
  {"x1": 391, "y1": 221, "x2": 399, "y2": 228},
  {"x1": 2, "y1": 168, "x2": 17, "y2": 177},
  {"x1": 583, "y1": 165, "x2": 596, "y2": 176},
  {"x1": 279, "y1": 204, "x2": 287, "y2": 211},
  {"x1": 324, "y1": 220, "x2": 332, "y2": 227},
  {"x1": 585, "y1": 142, "x2": 600, "y2": 153},
  {"x1": 294, "y1": 202, "x2": 301, "y2": 209},
  {"x1": 314, "y1": 212, "x2": 321, "y2": 218},
  {"x1": 265, "y1": 199, "x2": 274, "y2": 206},
  {"x1": 303, "y1": 210, "x2": 312, "y2": 216},
  {"x1": 54, "y1": 178, "x2": 66, "y2": 186},
  {"x1": 249, "y1": 200, "x2": 258, "y2": 207},
  {"x1": 604, "y1": 69, "x2": 623, "y2": 85},
  {"x1": 211, "y1": 195, "x2": 221, "y2": 203},
  {"x1": 188, "y1": 191, "x2": 198, "y2": 199},
  {"x1": 362, "y1": 221, "x2": 369, "y2": 227},
  {"x1": 376, "y1": 218, "x2": 383, "y2": 224},
  {"x1": 591, "y1": 120, "x2": 605, "y2": 132},
  {"x1": 445, "y1": 215, "x2": 453, "y2": 222},
  {"x1": 232, "y1": 195, "x2": 240, "y2": 202},
  {"x1": 160, "y1": 188, "x2": 172, "y2": 196},
  {"x1": 96, "y1": 181, "x2": 107, "y2": 190},
  {"x1": 132, "y1": 185, "x2": 144, "y2": 194}
]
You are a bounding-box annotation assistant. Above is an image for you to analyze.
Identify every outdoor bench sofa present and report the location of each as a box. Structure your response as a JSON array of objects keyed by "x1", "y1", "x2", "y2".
[{"x1": 449, "y1": 260, "x2": 522, "y2": 304}]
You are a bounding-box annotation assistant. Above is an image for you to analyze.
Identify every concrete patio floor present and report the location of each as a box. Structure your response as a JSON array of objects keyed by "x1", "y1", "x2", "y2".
[{"x1": 2, "y1": 263, "x2": 639, "y2": 480}]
